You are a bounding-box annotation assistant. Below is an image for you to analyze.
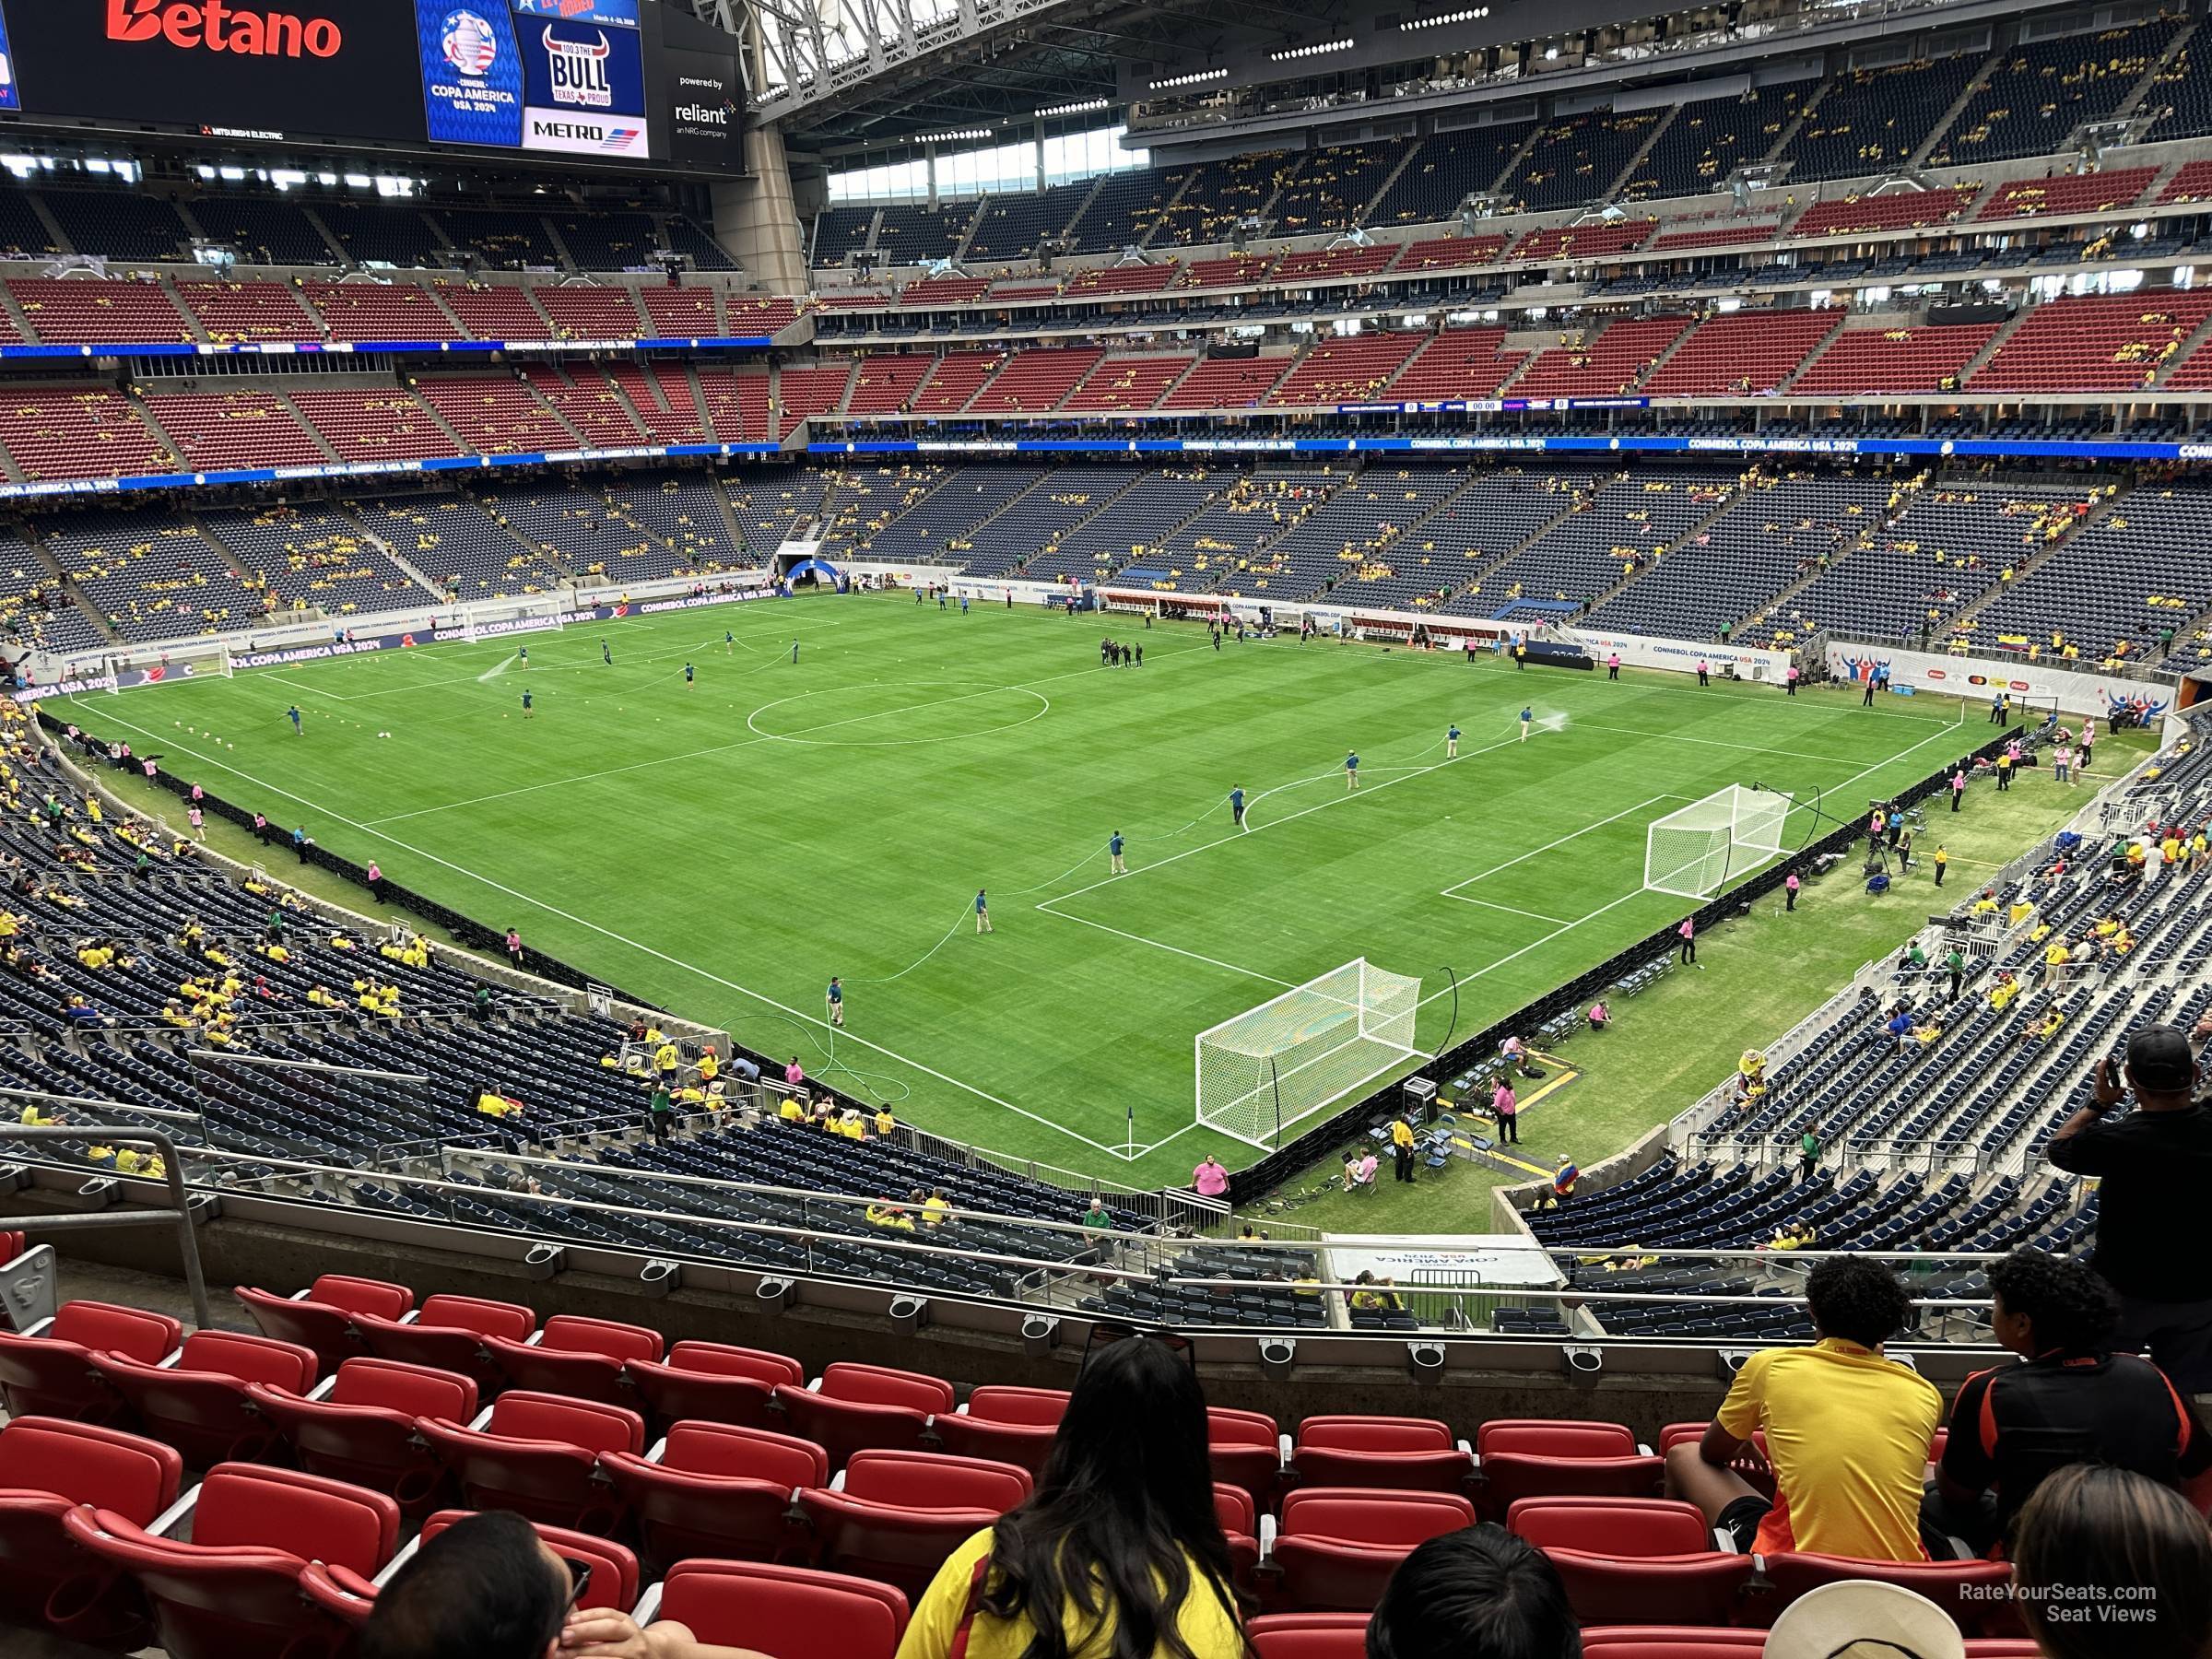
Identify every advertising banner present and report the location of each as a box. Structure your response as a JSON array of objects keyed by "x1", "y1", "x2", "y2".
[
  {"x1": 517, "y1": 10, "x2": 648, "y2": 156},
  {"x1": 418, "y1": 2, "x2": 523, "y2": 147},
  {"x1": 12, "y1": 0, "x2": 425, "y2": 139}
]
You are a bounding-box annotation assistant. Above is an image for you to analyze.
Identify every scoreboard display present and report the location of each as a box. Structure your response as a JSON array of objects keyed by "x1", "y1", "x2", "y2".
[{"x1": 0, "y1": 0, "x2": 742, "y2": 174}]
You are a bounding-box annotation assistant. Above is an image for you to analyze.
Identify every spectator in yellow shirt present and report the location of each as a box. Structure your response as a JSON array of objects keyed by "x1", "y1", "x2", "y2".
[{"x1": 1665, "y1": 1256, "x2": 1941, "y2": 1560}]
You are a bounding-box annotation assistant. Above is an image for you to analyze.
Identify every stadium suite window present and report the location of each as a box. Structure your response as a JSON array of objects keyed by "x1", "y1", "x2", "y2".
[{"x1": 826, "y1": 125, "x2": 1147, "y2": 203}]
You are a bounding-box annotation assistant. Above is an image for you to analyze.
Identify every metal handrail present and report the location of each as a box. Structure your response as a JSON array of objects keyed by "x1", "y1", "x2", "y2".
[{"x1": 0, "y1": 1125, "x2": 210, "y2": 1328}]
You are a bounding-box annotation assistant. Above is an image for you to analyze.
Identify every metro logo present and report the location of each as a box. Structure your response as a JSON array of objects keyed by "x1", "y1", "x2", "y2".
[
  {"x1": 105, "y1": 0, "x2": 343, "y2": 56},
  {"x1": 103, "y1": 0, "x2": 342, "y2": 55}
]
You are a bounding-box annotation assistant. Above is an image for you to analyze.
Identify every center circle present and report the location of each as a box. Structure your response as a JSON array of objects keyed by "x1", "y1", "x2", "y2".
[{"x1": 747, "y1": 681, "x2": 1051, "y2": 747}]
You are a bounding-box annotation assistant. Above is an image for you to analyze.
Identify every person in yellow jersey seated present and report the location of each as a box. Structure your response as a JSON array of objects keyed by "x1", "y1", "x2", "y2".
[
  {"x1": 778, "y1": 1095, "x2": 807, "y2": 1124},
  {"x1": 113, "y1": 1147, "x2": 144, "y2": 1175},
  {"x1": 922, "y1": 1187, "x2": 952, "y2": 1228},
  {"x1": 1665, "y1": 1255, "x2": 1942, "y2": 1561},
  {"x1": 306, "y1": 985, "x2": 343, "y2": 1011},
  {"x1": 17, "y1": 1102, "x2": 58, "y2": 1126},
  {"x1": 898, "y1": 1335, "x2": 1246, "y2": 1659}
]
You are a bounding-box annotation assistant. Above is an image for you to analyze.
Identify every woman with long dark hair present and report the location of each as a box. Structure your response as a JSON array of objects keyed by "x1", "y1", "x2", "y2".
[{"x1": 897, "y1": 1335, "x2": 1245, "y2": 1659}]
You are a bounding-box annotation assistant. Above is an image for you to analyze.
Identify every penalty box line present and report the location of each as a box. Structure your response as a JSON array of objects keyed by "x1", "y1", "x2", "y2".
[{"x1": 62, "y1": 697, "x2": 1152, "y2": 1168}]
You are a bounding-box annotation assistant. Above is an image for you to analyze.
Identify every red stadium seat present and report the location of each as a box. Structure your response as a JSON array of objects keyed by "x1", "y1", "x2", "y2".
[
  {"x1": 1508, "y1": 1497, "x2": 1754, "y2": 1626},
  {"x1": 248, "y1": 1357, "x2": 477, "y2": 1511},
  {"x1": 354, "y1": 1292, "x2": 535, "y2": 1394},
  {"x1": 1210, "y1": 1405, "x2": 1287, "y2": 1512},
  {"x1": 1658, "y1": 1424, "x2": 1775, "y2": 1499},
  {"x1": 416, "y1": 1389, "x2": 643, "y2": 1530},
  {"x1": 63, "y1": 1463, "x2": 400, "y2": 1659},
  {"x1": 1267, "y1": 1488, "x2": 1477, "y2": 1611},
  {"x1": 1216, "y1": 1481, "x2": 1263, "y2": 1589},
  {"x1": 929, "y1": 1384, "x2": 1068, "y2": 1476},
  {"x1": 1757, "y1": 1553, "x2": 2020, "y2": 1635},
  {"x1": 0, "y1": 1417, "x2": 183, "y2": 1648},
  {"x1": 0, "y1": 1230, "x2": 23, "y2": 1268},
  {"x1": 1583, "y1": 1632, "x2": 2039, "y2": 1659},
  {"x1": 654, "y1": 1559, "x2": 910, "y2": 1659},
  {"x1": 0, "y1": 1300, "x2": 182, "y2": 1421},
  {"x1": 417, "y1": 1510, "x2": 639, "y2": 1611},
  {"x1": 796, "y1": 1448, "x2": 1031, "y2": 1597},
  {"x1": 1249, "y1": 1612, "x2": 1371, "y2": 1659},
  {"x1": 1288, "y1": 1416, "x2": 1474, "y2": 1494},
  {"x1": 298, "y1": 1560, "x2": 379, "y2": 1628},
  {"x1": 1581, "y1": 1629, "x2": 1766, "y2": 1659},
  {"x1": 485, "y1": 1312, "x2": 663, "y2": 1404},
  {"x1": 773, "y1": 1361, "x2": 955, "y2": 1471},
  {"x1": 232, "y1": 1275, "x2": 413, "y2": 1373},
  {"x1": 1474, "y1": 1419, "x2": 1664, "y2": 1518},
  {"x1": 602, "y1": 1419, "x2": 827, "y2": 1572},
  {"x1": 627, "y1": 1340, "x2": 805, "y2": 1430},
  {"x1": 89, "y1": 1329, "x2": 319, "y2": 1468}
]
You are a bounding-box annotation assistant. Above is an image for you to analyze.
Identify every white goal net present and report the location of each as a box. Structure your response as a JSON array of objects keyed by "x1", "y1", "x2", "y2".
[
  {"x1": 1196, "y1": 959, "x2": 1423, "y2": 1149},
  {"x1": 101, "y1": 640, "x2": 233, "y2": 689},
  {"x1": 1644, "y1": 785, "x2": 1791, "y2": 900}
]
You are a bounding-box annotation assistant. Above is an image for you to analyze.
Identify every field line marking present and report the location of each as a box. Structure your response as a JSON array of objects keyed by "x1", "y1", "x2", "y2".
[
  {"x1": 1411, "y1": 707, "x2": 1971, "y2": 1020},
  {"x1": 1573, "y1": 723, "x2": 1865, "y2": 765},
  {"x1": 1442, "y1": 894, "x2": 1575, "y2": 924},
  {"x1": 1030, "y1": 906, "x2": 1295, "y2": 987},
  {"x1": 1441, "y1": 794, "x2": 1671, "y2": 897},
  {"x1": 57, "y1": 698, "x2": 1143, "y2": 1166},
  {"x1": 366, "y1": 642, "x2": 1209, "y2": 824},
  {"x1": 1044, "y1": 729, "x2": 1521, "y2": 908}
]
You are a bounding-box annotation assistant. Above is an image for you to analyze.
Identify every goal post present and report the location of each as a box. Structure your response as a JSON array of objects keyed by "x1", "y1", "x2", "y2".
[
  {"x1": 1195, "y1": 959, "x2": 1423, "y2": 1149},
  {"x1": 101, "y1": 639, "x2": 234, "y2": 690},
  {"x1": 1643, "y1": 784, "x2": 1792, "y2": 900}
]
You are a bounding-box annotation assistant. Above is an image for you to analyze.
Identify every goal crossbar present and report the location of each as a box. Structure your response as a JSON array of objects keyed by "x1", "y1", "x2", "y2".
[
  {"x1": 1195, "y1": 959, "x2": 1422, "y2": 1149},
  {"x1": 1644, "y1": 785, "x2": 1791, "y2": 900}
]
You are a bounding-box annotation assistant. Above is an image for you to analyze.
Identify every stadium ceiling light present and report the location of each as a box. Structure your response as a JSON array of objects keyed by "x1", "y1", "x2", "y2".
[
  {"x1": 1035, "y1": 96, "x2": 1111, "y2": 118},
  {"x1": 1148, "y1": 66, "x2": 1228, "y2": 89},
  {"x1": 1268, "y1": 37, "x2": 1355, "y2": 60},
  {"x1": 918, "y1": 126, "x2": 995, "y2": 143},
  {"x1": 1400, "y1": 5, "x2": 1488, "y2": 28}
]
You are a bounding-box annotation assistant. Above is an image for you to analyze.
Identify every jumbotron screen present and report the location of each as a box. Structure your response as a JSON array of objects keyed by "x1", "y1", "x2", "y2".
[{"x1": 0, "y1": 0, "x2": 743, "y2": 174}]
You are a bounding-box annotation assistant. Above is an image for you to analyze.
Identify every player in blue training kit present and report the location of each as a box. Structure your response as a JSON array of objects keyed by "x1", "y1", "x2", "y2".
[
  {"x1": 973, "y1": 888, "x2": 993, "y2": 934},
  {"x1": 724, "y1": 629, "x2": 735, "y2": 654},
  {"x1": 1230, "y1": 787, "x2": 1248, "y2": 831},
  {"x1": 1447, "y1": 724, "x2": 1461, "y2": 759},
  {"x1": 1345, "y1": 750, "x2": 1360, "y2": 792},
  {"x1": 684, "y1": 663, "x2": 696, "y2": 688},
  {"x1": 826, "y1": 976, "x2": 844, "y2": 1027},
  {"x1": 1109, "y1": 831, "x2": 1125, "y2": 875},
  {"x1": 600, "y1": 640, "x2": 612, "y2": 665},
  {"x1": 521, "y1": 689, "x2": 534, "y2": 719},
  {"x1": 287, "y1": 705, "x2": 302, "y2": 736},
  {"x1": 959, "y1": 594, "x2": 970, "y2": 614},
  {"x1": 1520, "y1": 706, "x2": 1534, "y2": 742},
  {"x1": 790, "y1": 640, "x2": 801, "y2": 664},
  {"x1": 518, "y1": 646, "x2": 528, "y2": 668}
]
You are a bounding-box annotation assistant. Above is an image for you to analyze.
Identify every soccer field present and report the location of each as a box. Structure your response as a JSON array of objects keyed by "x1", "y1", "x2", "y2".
[{"x1": 59, "y1": 595, "x2": 1982, "y2": 1187}]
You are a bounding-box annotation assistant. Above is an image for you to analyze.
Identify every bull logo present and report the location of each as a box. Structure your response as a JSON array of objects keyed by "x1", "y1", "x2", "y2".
[{"x1": 543, "y1": 26, "x2": 613, "y2": 107}]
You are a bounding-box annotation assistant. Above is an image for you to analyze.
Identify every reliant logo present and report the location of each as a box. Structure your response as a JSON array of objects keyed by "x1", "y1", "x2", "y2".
[
  {"x1": 676, "y1": 101, "x2": 728, "y2": 125},
  {"x1": 106, "y1": 0, "x2": 342, "y2": 56}
]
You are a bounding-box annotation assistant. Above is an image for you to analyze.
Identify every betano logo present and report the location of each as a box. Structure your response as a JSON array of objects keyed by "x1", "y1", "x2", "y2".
[{"x1": 106, "y1": 0, "x2": 342, "y2": 56}]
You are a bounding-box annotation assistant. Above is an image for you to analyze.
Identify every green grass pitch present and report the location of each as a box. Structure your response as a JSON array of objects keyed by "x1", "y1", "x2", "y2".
[{"x1": 61, "y1": 595, "x2": 1986, "y2": 1189}]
